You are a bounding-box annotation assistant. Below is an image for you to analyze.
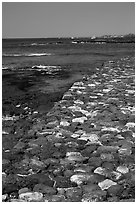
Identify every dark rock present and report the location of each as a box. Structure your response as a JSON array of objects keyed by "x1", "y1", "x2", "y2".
[
  {"x1": 28, "y1": 174, "x2": 54, "y2": 187},
  {"x1": 55, "y1": 176, "x2": 76, "y2": 188},
  {"x1": 3, "y1": 184, "x2": 19, "y2": 194},
  {"x1": 88, "y1": 156, "x2": 102, "y2": 167},
  {"x1": 107, "y1": 184, "x2": 123, "y2": 196},
  {"x1": 65, "y1": 187, "x2": 82, "y2": 201},
  {"x1": 33, "y1": 184, "x2": 57, "y2": 195}
]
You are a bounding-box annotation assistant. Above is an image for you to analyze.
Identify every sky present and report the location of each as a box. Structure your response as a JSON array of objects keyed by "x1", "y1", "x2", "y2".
[{"x1": 2, "y1": 2, "x2": 135, "y2": 38}]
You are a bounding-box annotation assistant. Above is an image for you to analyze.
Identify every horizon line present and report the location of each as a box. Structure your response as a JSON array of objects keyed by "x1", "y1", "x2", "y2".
[{"x1": 2, "y1": 33, "x2": 135, "y2": 39}]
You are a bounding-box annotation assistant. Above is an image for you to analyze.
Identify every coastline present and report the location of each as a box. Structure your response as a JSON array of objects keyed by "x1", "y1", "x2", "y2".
[{"x1": 2, "y1": 56, "x2": 135, "y2": 201}]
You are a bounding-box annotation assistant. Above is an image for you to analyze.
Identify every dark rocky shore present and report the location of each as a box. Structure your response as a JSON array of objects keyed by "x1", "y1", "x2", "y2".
[{"x1": 2, "y1": 56, "x2": 135, "y2": 202}]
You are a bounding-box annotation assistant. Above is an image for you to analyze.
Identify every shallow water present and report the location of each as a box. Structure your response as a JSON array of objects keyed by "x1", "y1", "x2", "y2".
[{"x1": 2, "y1": 38, "x2": 135, "y2": 116}]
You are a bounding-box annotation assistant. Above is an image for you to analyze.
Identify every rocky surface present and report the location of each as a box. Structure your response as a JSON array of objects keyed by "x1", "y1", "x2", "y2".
[{"x1": 2, "y1": 56, "x2": 135, "y2": 202}]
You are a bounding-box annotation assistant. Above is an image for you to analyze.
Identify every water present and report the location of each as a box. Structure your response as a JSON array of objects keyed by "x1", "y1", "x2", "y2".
[
  {"x1": 2, "y1": 38, "x2": 134, "y2": 72},
  {"x1": 2, "y1": 38, "x2": 135, "y2": 115}
]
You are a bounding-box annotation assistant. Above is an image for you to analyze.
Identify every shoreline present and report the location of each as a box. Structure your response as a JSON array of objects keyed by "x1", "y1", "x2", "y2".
[{"x1": 2, "y1": 56, "x2": 135, "y2": 201}]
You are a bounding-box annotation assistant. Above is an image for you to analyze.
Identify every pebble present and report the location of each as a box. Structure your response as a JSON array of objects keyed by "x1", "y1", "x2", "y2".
[
  {"x1": 66, "y1": 152, "x2": 88, "y2": 162},
  {"x1": 116, "y1": 166, "x2": 129, "y2": 174},
  {"x1": 72, "y1": 116, "x2": 87, "y2": 123},
  {"x1": 2, "y1": 194, "x2": 8, "y2": 201},
  {"x1": 70, "y1": 174, "x2": 93, "y2": 185},
  {"x1": 82, "y1": 190, "x2": 107, "y2": 202},
  {"x1": 82, "y1": 183, "x2": 101, "y2": 192},
  {"x1": 33, "y1": 184, "x2": 57, "y2": 194},
  {"x1": 98, "y1": 179, "x2": 117, "y2": 190},
  {"x1": 94, "y1": 167, "x2": 107, "y2": 176},
  {"x1": 107, "y1": 184, "x2": 123, "y2": 196},
  {"x1": 18, "y1": 188, "x2": 30, "y2": 195},
  {"x1": 19, "y1": 192, "x2": 43, "y2": 201}
]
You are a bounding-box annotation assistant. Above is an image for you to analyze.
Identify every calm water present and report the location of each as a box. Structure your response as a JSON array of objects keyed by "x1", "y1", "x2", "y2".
[
  {"x1": 2, "y1": 38, "x2": 135, "y2": 116},
  {"x1": 2, "y1": 38, "x2": 135, "y2": 74}
]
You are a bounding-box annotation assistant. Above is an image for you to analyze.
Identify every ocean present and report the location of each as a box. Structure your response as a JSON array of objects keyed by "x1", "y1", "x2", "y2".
[
  {"x1": 2, "y1": 38, "x2": 135, "y2": 71},
  {"x1": 2, "y1": 38, "x2": 135, "y2": 115}
]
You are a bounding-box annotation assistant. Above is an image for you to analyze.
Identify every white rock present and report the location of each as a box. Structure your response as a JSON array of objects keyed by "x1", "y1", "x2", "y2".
[
  {"x1": 60, "y1": 120, "x2": 70, "y2": 126},
  {"x1": 101, "y1": 127, "x2": 120, "y2": 133},
  {"x1": 19, "y1": 192, "x2": 43, "y2": 201},
  {"x1": 94, "y1": 167, "x2": 106, "y2": 176},
  {"x1": 118, "y1": 147, "x2": 132, "y2": 156},
  {"x1": 103, "y1": 89, "x2": 111, "y2": 93},
  {"x1": 79, "y1": 133, "x2": 100, "y2": 144},
  {"x1": 16, "y1": 104, "x2": 21, "y2": 107},
  {"x1": 73, "y1": 81, "x2": 84, "y2": 86},
  {"x1": 80, "y1": 109, "x2": 92, "y2": 117},
  {"x1": 74, "y1": 99, "x2": 84, "y2": 105},
  {"x1": 125, "y1": 122, "x2": 135, "y2": 128},
  {"x1": 90, "y1": 95, "x2": 98, "y2": 99},
  {"x1": 66, "y1": 152, "x2": 81, "y2": 157},
  {"x1": 2, "y1": 131, "x2": 9, "y2": 134},
  {"x1": 30, "y1": 159, "x2": 45, "y2": 167},
  {"x1": 2, "y1": 194, "x2": 8, "y2": 201},
  {"x1": 66, "y1": 152, "x2": 88, "y2": 161},
  {"x1": 76, "y1": 90, "x2": 83, "y2": 94},
  {"x1": 71, "y1": 86, "x2": 86, "y2": 90},
  {"x1": 88, "y1": 83, "x2": 96, "y2": 87},
  {"x1": 71, "y1": 133, "x2": 80, "y2": 138},
  {"x1": 98, "y1": 179, "x2": 117, "y2": 190},
  {"x1": 72, "y1": 117, "x2": 87, "y2": 123},
  {"x1": 68, "y1": 105, "x2": 81, "y2": 112},
  {"x1": 116, "y1": 166, "x2": 129, "y2": 174},
  {"x1": 70, "y1": 174, "x2": 92, "y2": 185}
]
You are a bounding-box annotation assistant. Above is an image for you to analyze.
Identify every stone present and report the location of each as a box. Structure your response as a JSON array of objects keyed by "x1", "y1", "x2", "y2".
[
  {"x1": 51, "y1": 194, "x2": 66, "y2": 202},
  {"x1": 3, "y1": 184, "x2": 19, "y2": 194},
  {"x1": 60, "y1": 120, "x2": 70, "y2": 126},
  {"x1": 30, "y1": 158, "x2": 45, "y2": 168},
  {"x1": 108, "y1": 171, "x2": 122, "y2": 181},
  {"x1": 82, "y1": 190, "x2": 107, "y2": 202},
  {"x1": 100, "y1": 133, "x2": 114, "y2": 143},
  {"x1": 33, "y1": 184, "x2": 57, "y2": 195},
  {"x1": 2, "y1": 194, "x2": 8, "y2": 201},
  {"x1": 72, "y1": 117, "x2": 87, "y2": 123},
  {"x1": 125, "y1": 122, "x2": 135, "y2": 129},
  {"x1": 101, "y1": 162, "x2": 114, "y2": 171},
  {"x1": 65, "y1": 187, "x2": 82, "y2": 201},
  {"x1": 98, "y1": 179, "x2": 117, "y2": 190},
  {"x1": 64, "y1": 170, "x2": 74, "y2": 177},
  {"x1": 19, "y1": 192, "x2": 43, "y2": 201},
  {"x1": 94, "y1": 167, "x2": 107, "y2": 176},
  {"x1": 79, "y1": 133, "x2": 100, "y2": 144},
  {"x1": 70, "y1": 174, "x2": 93, "y2": 185},
  {"x1": 118, "y1": 146, "x2": 132, "y2": 156},
  {"x1": 66, "y1": 152, "x2": 88, "y2": 162},
  {"x1": 55, "y1": 176, "x2": 75, "y2": 188},
  {"x1": 18, "y1": 188, "x2": 30, "y2": 195},
  {"x1": 88, "y1": 157, "x2": 102, "y2": 167},
  {"x1": 100, "y1": 153, "x2": 114, "y2": 161},
  {"x1": 116, "y1": 166, "x2": 129, "y2": 174},
  {"x1": 97, "y1": 145, "x2": 119, "y2": 153},
  {"x1": 13, "y1": 141, "x2": 26, "y2": 150},
  {"x1": 28, "y1": 174, "x2": 54, "y2": 187},
  {"x1": 9, "y1": 199, "x2": 25, "y2": 202},
  {"x1": 81, "y1": 145, "x2": 97, "y2": 156},
  {"x1": 2, "y1": 159, "x2": 10, "y2": 165},
  {"x1": 107, "y1": 196, "x2": 119, "y2": 202},
  {"x1": 74, "y1": 165, "x2": 94, "y2": 173},
  {"x1": 107, "y1": 184, "x2": 123, "y2": 196},
  {"x1": 82, "y1": 183, "x2": 101, "y2": 193},
  {"x1": 101, "y1": 127, "x2": 120, "y2": 133}
]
